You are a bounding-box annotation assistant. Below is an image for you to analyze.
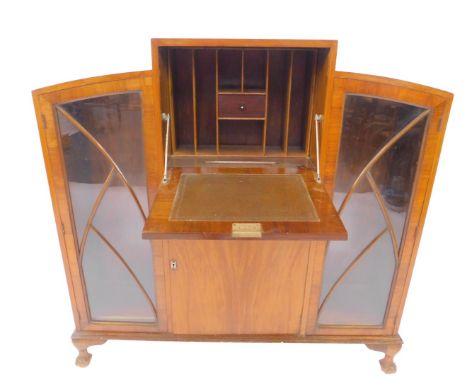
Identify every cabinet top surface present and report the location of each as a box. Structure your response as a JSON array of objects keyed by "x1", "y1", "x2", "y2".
[
  {"x1": 152, "y1": 38, "x2": 338, "y2": 49},
  {"x1": 143, "y1": 167, "x2": 347, "y2": 241}
]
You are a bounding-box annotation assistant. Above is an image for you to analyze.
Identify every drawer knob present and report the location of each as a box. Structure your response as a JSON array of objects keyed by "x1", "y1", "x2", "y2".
[{"x1": 239, "y1": 104, "x2": 246, "y2": 111}]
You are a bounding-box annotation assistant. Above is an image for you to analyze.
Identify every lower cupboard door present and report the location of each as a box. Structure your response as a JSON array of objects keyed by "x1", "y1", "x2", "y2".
[{"x1": 168, "y1": 240, "x2": 310, "y2": 335}]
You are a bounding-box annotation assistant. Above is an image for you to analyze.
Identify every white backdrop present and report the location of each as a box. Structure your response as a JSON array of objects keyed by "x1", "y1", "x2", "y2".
[{"x1": 1, "y1": 1, "x2": 467, "y2": 381}]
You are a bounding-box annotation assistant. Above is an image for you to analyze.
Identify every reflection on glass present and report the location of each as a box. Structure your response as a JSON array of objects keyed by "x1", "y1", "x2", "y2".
[
  {"x1": 82, "y1": 230, "x2": 155, "y2": 322},
  {"x1": 320, "y1": 234, "x2": 395, "y2": 325},
  {"x1": 319, "y1": 95, "x2": 427, "y2": 326},
  {"x1": 57, "y1": 93, "x2": 157, "y2": 323}
]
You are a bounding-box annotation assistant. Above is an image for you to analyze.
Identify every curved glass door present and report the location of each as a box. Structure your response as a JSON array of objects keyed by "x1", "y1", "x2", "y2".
[
  {"x1": 318, "y1": 95, "x2": 429, "y2": 326},
  {"x1": 55, "y1": 93, "x2": 157, "y2": 323}
]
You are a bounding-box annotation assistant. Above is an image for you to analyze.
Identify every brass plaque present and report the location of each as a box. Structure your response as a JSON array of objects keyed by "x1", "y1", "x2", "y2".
[{"x1": 232, "y1": 223, "x2": 263, "y2": 238}]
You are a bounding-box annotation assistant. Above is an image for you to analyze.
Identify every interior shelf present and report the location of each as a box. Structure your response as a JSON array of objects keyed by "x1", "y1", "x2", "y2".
[
  {"x1": 171, "y1": 145, "x2": 309, "y2": 158},
  {"x1": 218, "y1": 117, "x2": 266, "y2": 120},
  {"x1": 218, "y1": 90, "x2": 266, "y2": 95}
]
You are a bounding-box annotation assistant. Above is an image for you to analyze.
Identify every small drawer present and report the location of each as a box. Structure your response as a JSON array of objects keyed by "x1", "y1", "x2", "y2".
[{"x1": 218, "y1": 94, "x2": 266, "y2": 119}]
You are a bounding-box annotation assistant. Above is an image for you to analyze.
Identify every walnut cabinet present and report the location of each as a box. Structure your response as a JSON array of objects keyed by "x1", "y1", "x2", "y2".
[{"x1": 32, "y1": 39, "x2": 453, "y2": 374}]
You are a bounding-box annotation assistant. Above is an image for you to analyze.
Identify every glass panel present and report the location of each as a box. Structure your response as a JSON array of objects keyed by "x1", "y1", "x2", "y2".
[
  {"x1": 319, "y1": 95, "x2": 427, "y2": 326},
  {"x1": 93, "y1": 176, "x2": 155, "y2": 304},
  {"x1": 57, "y1": 92, "x2": 157, "y2": 323},
  {"x1": 61, "y1": 93, "x2": 148, "y2": 211},
  {"x1": 319, "y1": 234, "x2": 395, "y2": 325},
  {"x1": 57, "y1": 112, "x2": 111, "y2": 241},
  {"x1": 320, "y1": 191, "x2": 386, "y2": 298},
  {"x1": 82, "y1": 230, "x2": 155, "y2": 322}
]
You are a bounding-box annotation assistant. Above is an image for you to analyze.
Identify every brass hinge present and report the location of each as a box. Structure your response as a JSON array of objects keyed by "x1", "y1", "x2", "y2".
[
  {"x1": 41, "y1": 114, "x2": 47, "y2": 129},
  {"x1": 437, "y1": 117, "x2": 443, "y2": 132},
  {"x1": 414, "y1": 223, "x2": 419, "y2": 240}
]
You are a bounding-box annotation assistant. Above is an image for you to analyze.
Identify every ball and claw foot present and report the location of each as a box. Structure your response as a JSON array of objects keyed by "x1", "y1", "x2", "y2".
[
  {"x1": 72, "y1": 337, "x2": 107, "y2": 368},
  {"x1": 379, "y1": 357, "x2": 397, "y2": 374},
  {"x1": 76, "y1": 349, "x2": 93, "y2": 368},
  {"x1": 366, "y1": 343, "x2": 402, "y2": 374}
]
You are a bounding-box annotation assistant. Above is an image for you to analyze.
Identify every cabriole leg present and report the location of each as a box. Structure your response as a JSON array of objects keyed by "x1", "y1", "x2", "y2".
[
  {"x1": 366, "y1": 342, "x2": 402, "y2": 374},
  {"x1": 72, "y1": 335, "x2": 107, "y2": 367}
]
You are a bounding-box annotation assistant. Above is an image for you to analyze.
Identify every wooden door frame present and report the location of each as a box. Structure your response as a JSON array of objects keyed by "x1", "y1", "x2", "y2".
[
  {"x1": 306, "y1": 72, "x2": 453, "y2": 335},
  {"x1": 33, "y1": 71, "x2": 167, "y2": 333}
]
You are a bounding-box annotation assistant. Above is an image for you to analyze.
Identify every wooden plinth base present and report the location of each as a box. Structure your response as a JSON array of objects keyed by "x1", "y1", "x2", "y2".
[{"x1": 72, "y1": 330, "x2": 403, "y2": 372}]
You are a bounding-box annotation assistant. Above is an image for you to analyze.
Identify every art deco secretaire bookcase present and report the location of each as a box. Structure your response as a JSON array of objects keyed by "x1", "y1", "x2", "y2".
[{"x1": 32, "y1": 39, "x2": 452, "y2": 374}]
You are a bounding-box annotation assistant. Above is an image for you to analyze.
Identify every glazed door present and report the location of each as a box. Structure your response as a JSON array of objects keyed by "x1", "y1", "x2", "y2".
[
  {"x1": 34, "y1": 72, "x2": 166, "y2": 332},
  {"x1": 307, "y1": 72, "x2": 452, "y2": 335},
  {"x1": 166, "y1": 240, "x2": 311, "y2": 335}
]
